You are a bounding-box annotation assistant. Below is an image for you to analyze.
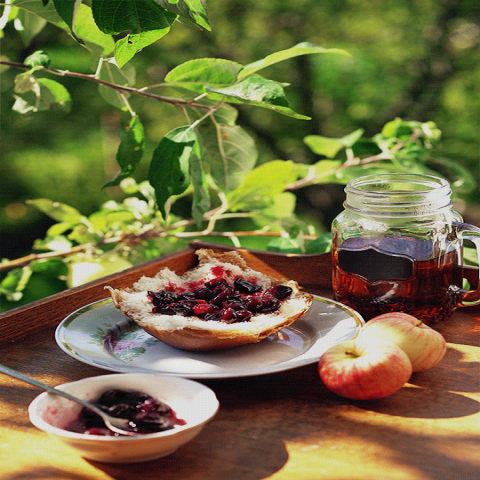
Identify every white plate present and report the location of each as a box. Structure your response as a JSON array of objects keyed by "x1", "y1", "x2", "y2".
[{"x1": 55, "y1": 295, "x2": 363, "y2": 379}]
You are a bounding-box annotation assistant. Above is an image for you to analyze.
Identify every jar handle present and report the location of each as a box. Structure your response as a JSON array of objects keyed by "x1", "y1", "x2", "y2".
[{"x1": 455, "y1": 222, "x2": 480, "y2": 306}]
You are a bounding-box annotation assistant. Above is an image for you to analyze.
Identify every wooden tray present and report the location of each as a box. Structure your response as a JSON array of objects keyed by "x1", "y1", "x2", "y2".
[
  {"x1": 0, "y1": 241, "x2": 336, "y2": 346},
  {"x1": 1, "y1": 241, "x2": 479, "y2": 480},
  {"x1": 1, "y1": 240, "x2": 477, "y2": 346}
]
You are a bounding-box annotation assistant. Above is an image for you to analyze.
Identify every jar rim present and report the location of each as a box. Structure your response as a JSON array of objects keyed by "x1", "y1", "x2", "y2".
[
  {"x1": 345, "y1": 173, "x2": 450, "y2": 196},
  {"x1": 344, "y1": 173, "x2": 452, "y2": 216}
]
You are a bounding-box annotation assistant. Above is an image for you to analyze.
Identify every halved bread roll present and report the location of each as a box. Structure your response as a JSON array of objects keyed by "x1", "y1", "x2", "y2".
[{"x1": 106, "y1": 249, "x2": 313, "y2": 351}]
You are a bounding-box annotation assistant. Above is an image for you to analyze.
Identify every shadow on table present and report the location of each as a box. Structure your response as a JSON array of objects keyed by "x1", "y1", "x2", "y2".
[
  {"x1": 90, "y1": 409, "x2": 289, "y2": 480},
  {"x1": 407, "y1": 343, "x2": 480, "y2": 392},
  {"x1": 356, "y1": 385, "x2": 479, "y2": 419},
  {"x1": 360, "y1": 332, "x2": 480, "y2": 419}
]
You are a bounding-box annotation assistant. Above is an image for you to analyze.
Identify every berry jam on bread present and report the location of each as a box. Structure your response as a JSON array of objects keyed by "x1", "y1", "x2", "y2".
[{"x1": 106, "y1": 249, "x2": 313, "y2": 351}]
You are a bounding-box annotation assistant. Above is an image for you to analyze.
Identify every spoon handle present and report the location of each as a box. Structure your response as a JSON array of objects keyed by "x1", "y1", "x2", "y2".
[{"x1": 0, "y1": 363, "x2": 100, "y2": 413}]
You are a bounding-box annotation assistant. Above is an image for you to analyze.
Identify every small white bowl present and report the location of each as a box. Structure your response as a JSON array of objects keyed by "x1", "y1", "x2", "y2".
[{"x1": 28, "y1": 373, "x2": 219, "y2": 463}]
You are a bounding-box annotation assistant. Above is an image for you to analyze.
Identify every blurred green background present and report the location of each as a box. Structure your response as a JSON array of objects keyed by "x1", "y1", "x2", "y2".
[{"x1": 1, "y1": 0, "x2": 479, "y2": 270}]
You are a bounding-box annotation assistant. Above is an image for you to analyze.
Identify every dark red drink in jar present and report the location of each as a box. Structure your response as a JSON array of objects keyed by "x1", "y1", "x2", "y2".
[
  {"x1": 331, "y1": 174, "x2": 480, "y2": 324},
  {"x1": 332, "y1": 236, "x2": 463, "y2": 322}
]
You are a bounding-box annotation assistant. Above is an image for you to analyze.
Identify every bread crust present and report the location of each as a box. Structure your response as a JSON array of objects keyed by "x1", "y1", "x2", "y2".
[{"x1": 106, "y1": 249, "x2": 313, "y2": 351}]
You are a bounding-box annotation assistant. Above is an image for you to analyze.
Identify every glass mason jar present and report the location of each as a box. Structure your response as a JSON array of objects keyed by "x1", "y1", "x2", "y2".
[{"x1": 331, "y1": 173, "x2": 480, "y2": 323}]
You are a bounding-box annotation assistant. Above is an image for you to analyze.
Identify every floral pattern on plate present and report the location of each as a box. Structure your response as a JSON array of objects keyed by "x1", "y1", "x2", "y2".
[{"x1": 100, "y1": 319, "x2": 158, "y2": 361}]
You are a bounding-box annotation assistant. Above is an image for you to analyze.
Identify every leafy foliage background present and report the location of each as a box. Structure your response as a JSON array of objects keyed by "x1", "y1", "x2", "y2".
[{"x1": 1, "y1": 0, "x2": 479, "y2": 310}]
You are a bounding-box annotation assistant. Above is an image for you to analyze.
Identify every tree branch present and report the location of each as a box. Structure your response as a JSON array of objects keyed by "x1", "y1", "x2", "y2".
[
  {"x1": 285, "y1": 129, "x2": 423, "y2": 191},
  {"x1": 0, "y1": 245, "x2": 90, "y2": 271},
  {"x1": 0, "y1": 60, "x2": 212, "y2": 110},
  {"x1": 0, "y1": 229, "x2": 316, "y2": 271}
]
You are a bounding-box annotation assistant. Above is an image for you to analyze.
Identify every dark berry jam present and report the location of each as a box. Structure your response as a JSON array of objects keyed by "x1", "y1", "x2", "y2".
[
  {"x1": 66, "y1": 389, "x2": 186, "y2": 436},
  {"x1": 147, "y1": 276, "x2": 293, "y2": 324}
]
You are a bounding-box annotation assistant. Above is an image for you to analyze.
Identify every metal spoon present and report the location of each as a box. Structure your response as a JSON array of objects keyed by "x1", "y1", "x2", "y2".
[{"x1": 0, "y1": 364, "x2": 135, "y2": 436}]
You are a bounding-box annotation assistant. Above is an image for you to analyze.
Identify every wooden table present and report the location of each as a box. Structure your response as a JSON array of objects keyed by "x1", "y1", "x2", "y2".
[{"x1": 1, "y1": 242, "x2": 479, "y2": 480}]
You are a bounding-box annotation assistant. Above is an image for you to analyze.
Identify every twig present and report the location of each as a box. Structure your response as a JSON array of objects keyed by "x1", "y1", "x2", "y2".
[
  {"x1": 286, "y1": 130, "x2": 423, "y2": 191},
  {"x1": 0, "y1": 245, "x2": 91, "y2": 271},
  {"x1": 0, "y1": 229, "x2": 317, "y2": 271},
  {"x1": 0, "y1": 60, "x2": 213, "y2": 110}
]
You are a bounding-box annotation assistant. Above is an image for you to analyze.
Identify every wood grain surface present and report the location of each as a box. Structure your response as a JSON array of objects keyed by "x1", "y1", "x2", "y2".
[{"x1": 1, "y1": 243, "x2": 479, "y2": 480}]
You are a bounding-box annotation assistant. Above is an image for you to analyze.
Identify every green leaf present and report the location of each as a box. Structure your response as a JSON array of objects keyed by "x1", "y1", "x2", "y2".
[
  {"x1": 305, "y1": 233, "x2": 332, "y2": 254},
  {"x1": 104, "y1": 115, "x2": 145, "y2": 188},
  {"x1": 92, "y1": 0, "x2": 176, "y2": 65},
  {"x1": 14, "y1": 72, "x2": 37, "y2": 93},
  {"x1": 15, "y1": 9, "x2": 47, "y2": 46},
  {"x1": 210, "y1": 76, "x2": 288, "y2": 107},
  {"x1": 52, "y1": 0, "x2": 84, "y2": 43},
  {"x1": 200, "y1": 123, "x2": 257, "y2": 191},
  {"x1": 185, "y1": 100, "x2": 238, "y2": 126},
  {"x1": 267, "y1": 237, "x2": 302, "y2": 254},
  {"x1": 376, "y1": 120, "x2": 442, "y2": 154},
  {"x1": 153, "y1": 0, "x2": 210, "y2": 30},
  {"x1": 206, "y1": 77, "x2": 310, "y2": 120},
  {"x1": 261, "y1": 192, "x2": 296, "y2": 219},
  {"x1": 11, "y1": 0, "x2": 67, "y2": 30},
  {"x1": 339, "y1": 129, "x2": 365, "y2": 148},
  {"x1": 189, "y1": 141, "x2": 210, "y2": 226},
  {"x1": 304, "y1": 136, "x2": 344, "y2": 159},
  {"x1": 123, "y1": 197, "x2": 152, "y2": 218},
  {"x1": 251, "y1": 192, "x2": 297, "y2": 228},
  {"x1": 0, "y1": 267, "x2": 32, "y2": 301},
  {"x1": 211, "y1": 103, "x2": 238, "y2": 125},
  {"x1": 37, "y1": 77, "x2": 71, "y2": 111},
  {"x1": 97, "y1": 59, "x2": 136, "y2": 109},
  {"x1": 463, "y1": 246, "x2": 478, "y2": 267},
  {"x1": 115, "y1": 28, "x2": 172, "y2": 68},
  {"x1": 304, "y1": 129, "x2": 364, "y2": 158},
  {"x1": 238, "y1": 42, "x2": 350, "y2": 80},
  {"x1": 309, "y1": 160, "x2": 343, "y2": 183},
  {"x1": 33, "y1": 235, "x2": 74, "y2": 252},
  {"x1": 149, "y1": 126, "x2": 198, "y2": 217},
  {"x1": 88, "y1": 209, "x2": 136, "y2": 231},
  {"x1": 24, "y1": 50, "x2": 51, "y2": 68},
  {"x1": 74, "y1": 4, "x2": 115, "y2": 55},
  {"x1": 380, "y1": 118, "x2": 419, "y2": 140},
  {"x1": 47, "y1": 221, "x2": 75, "y2": 236},
  {"x1": 13, "y1": 77, "x2": 71, "y2": 113},
  {"x1": 164, "y1": 58, "x2": 242, "y2": 94},
  {"x1": 30, "y1": 258, "x2": 68, "y2": 277},
  {"x1": 67, "y1": 225, "x2": 99, "y2": 245},
  {"x1": 11, "y1": 95, "x2": 34, "y2": 114},
  {"x1": 12, "y1": 95, "x2": 35, "y2": 114},
  {"x1": 227, "y1": 160, "x2": 297, "y2": 212},
  {"x1": 91, "y1": 0, "x2": 176, "y2": 35},
  {"x1": 27, "y1": 199, "x2": 83, "y2": 223}
]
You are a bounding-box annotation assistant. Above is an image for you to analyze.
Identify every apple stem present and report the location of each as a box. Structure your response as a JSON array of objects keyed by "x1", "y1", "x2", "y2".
[
  {"x1": 345, "y1": 350, "x2": 358, "y2": 358},
  {"x1": 415, "y1": 320, "x2": 423, "y2": 327}
]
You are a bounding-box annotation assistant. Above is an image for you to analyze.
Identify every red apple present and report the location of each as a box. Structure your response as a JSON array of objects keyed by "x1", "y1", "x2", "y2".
[
  {"x1": 318, "y1": 336, "x2": 412, "y2": 400},
  {"x1": 358, "y1": 312, "x2": 447, "y2": 372}
]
